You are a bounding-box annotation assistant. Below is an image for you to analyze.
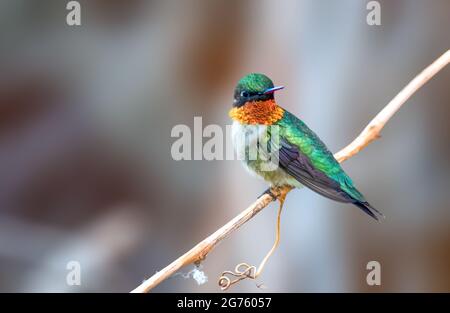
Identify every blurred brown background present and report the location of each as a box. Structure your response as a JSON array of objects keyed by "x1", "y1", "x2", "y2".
[{"x1": 0, "y1": 0, "x2": 449, "y2": 292}]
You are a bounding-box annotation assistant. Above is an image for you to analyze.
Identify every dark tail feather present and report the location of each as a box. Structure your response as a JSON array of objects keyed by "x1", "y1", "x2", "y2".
[{"x1": 353, "y1": 201, "x2": 384, "y2": 221}]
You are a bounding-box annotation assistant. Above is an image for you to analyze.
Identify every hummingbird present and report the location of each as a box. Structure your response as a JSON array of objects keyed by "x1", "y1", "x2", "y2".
[{"x1": 229, "y1": 73, "x2": 383, "y2": 220}]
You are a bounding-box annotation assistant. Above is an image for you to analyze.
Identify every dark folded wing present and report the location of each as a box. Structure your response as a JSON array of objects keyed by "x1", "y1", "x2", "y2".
[{"x1": 276, "y1": 138, "x2": 354, "y2": 203}]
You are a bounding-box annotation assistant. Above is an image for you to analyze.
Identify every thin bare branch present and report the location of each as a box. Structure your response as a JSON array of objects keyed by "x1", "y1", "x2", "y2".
[
  {"x1": 131, "y1": 50, "x2": 450, "y2": 293},
  {"x1": 334, "y1": 50, "x2": 450, "y2": 162}
]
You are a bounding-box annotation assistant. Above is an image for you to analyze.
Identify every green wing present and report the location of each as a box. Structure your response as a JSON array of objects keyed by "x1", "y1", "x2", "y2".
[{"x1": 274, "y1": 110, "x2": 382, "y2": 220}]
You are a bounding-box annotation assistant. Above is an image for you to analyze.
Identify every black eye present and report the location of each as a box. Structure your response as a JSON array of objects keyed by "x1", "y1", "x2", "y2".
[{"x1": 240, "y1": 91, "x2": 250, "y2": 98}]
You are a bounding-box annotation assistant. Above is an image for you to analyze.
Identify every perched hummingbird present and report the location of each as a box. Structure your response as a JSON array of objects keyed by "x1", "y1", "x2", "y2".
[{"x1": 229, "y1": 73, "x2": 382, "y2": 220}]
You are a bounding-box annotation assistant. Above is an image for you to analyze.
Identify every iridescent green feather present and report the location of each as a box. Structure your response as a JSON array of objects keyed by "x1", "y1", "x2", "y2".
[
  {"x1": 236, "y1": 73, "x2": 274, "y2": 94},
  {"x1": 276, "y1": 110, "x2": 366, "y2": 202}
]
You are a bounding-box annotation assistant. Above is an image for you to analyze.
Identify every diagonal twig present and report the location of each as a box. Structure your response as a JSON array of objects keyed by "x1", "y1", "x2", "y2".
[{"x1": 131, "y1": 50, "x2": 450, "y2": 293}]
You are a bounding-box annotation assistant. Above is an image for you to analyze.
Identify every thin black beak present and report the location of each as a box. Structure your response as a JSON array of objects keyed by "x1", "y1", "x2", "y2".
[{"x1": 263, "y1": 86, "x2": 284, "y2": 94}]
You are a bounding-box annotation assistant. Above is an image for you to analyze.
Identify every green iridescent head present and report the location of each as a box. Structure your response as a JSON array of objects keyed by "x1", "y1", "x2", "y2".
[{"x1": 233, "y1": 73, "x2": 284, "y2": 107}]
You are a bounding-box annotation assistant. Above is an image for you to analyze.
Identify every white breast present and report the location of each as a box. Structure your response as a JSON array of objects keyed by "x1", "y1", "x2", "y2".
[
  {"x1": 231, "y1": 121, "x2": 267, "y2": 161},
  {"x1": 231, "y1": 121, "x2": 302, "y2": 188}
]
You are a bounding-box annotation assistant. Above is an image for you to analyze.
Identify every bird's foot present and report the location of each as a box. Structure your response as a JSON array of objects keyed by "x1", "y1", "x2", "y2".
[
  {"x1": 276, "y1": 186, "x2": 290, "y2": 203},
  {"x1": 259, "y1": 185, "x2": 292, "y2": 201},
  {"x1": 258, "y1": 188, "x2": 277, "y2": 200}
]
